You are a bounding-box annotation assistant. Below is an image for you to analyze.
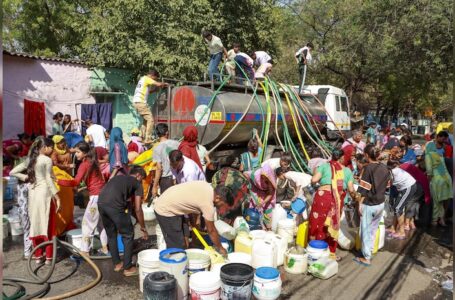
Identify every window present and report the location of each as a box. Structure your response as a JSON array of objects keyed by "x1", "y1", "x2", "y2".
[
  {"x1": 336, "y1": 96, "x2": 341, "y2": 111},
  {"x1": 94, "y1": 94, "x2": 115, "y2": 104},
  {"x1": 317, "y1": 88, "x2": 329, "y2": 105},
  {"x1": 302, "y1": 95, "x2": 316, "y2": 104},
  {"x1": 340, "y1": 96, "x2": 348, "y2": 112}
]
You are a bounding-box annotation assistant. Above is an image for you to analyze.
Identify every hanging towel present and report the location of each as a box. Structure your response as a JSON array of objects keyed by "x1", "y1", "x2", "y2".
[
  {"x1": 24, "y1": 99, "x2": 46, "y2": 137},
  {"x1": 81, "y1": 103, "x2": 113, "y2": 135}
]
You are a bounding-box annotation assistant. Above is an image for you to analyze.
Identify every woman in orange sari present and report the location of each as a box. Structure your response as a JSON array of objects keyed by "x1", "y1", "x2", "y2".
[{"x1": 309, "y1": 149, "x2": 355, "y2": 260}]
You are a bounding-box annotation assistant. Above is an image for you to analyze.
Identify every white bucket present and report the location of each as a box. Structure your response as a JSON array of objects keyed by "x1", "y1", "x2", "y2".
[
  {"x1": 252, "y1": 239, "x2": 276, "y2": 269},
  {"x1": 159, "y1": 248, "x2": 189, "y2": 300},
  {"x1": 253, "y1": 267, "x2": 282, "y2": 300},
  {"x1": 9, "y1": 219, "x2": 23, "y2": 236},
  {"x1": 277, "y1": 219, "x2": 295, "y2": 243},
  {"x1": 142, "y1": 203, "x2": 156, "y2": 221},
  {"x1": 186, "y1": 249, "x2": 211, "y2": 276},
  {"x1": 306, "y1": 241, "x2": 330, "y2": 265},
  {"x1": 3, "y1": 218, "x2": 9, "y2": 239},
  {"x1": 138, "y1": 249, "x2": 160, "y2": 292},
  {"x1": 227, "y1": 252, "x2": 252, "y2": 266},
  {"x1": 155, "y1": 224, "x2": 166, "y2": 251},
  {"x1": 66, "y1": 229, "x2": 93, "y2": 250},
  {"x1": 210, "y1": 263, "x2": 227, "y2": 277},
  {"x1": 189, "y1": 271, "x2": 221, "y2": 300},
  {"x1": 284, "y1": 247, "x2": 308, "y2": 274}
]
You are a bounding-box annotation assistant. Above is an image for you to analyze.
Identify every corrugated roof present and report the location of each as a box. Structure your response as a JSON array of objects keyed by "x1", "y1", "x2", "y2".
[{"x1": 3, "y1": 50, "x2": 86, "y2": 65}]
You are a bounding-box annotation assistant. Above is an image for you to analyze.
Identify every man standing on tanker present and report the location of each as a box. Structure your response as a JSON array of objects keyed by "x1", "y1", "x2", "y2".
[
  {"x1": 295, "y1": 42, "x2": 313, "y2": 93},
  {"x1": 132, "y1": 70, "x2": 168, "y2": 144}
]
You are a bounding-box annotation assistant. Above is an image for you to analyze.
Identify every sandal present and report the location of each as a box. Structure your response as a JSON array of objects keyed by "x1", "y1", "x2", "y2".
[
  {"x1": 404, "y1": 225, "x2": 410, "y2": 231},
  {"x1": 114, "y1": 264, "x2": 124, "y2": 272},
  {"x1": 353, "y1": 257, "x2": 371, "y2": 267},
  {"x1": 123, "y1": 268, "x2": 139, "y2": 277}
]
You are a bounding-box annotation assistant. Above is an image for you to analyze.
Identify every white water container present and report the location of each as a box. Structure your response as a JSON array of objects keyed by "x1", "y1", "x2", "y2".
[
  {"x1": 233, "y1": 216, "x2": 250, "y2": 234},
  {"x1": 252, "y1": 239, "x2": 277, "y2": 269},
  {"x1": 215, "y1": 220, "x2": 236, "y2": 240},
  {"x1": 186, "y1": 249, "x2": 211, "y2": 276},
  {"x1": 253, "y1": 267, "x2": 282, "y2": 300},
  {"x1": 249, "y1": 230, "x2": 268, "y2": 241},
  {"x1": 266, "y1": 233, "x2": 288, "y2": 266},
  {"x1": 142, "y1": 203, "x2": 156, "y2": 221},
  {"x1": 284, "y1": 247, "x2": 308, "y2": 274},
  {"x1": 155, "y1": 224, "x2": 166, "y2": 251},
  {"x1": 227, "y1": 252, "x2": 252, "y2": 266},
  {"x1": 189, "y1": 271, "x2": 221, "y2": 300},
  {"x1": 277, "y1": 218, "x2": 295, "y2": 243},
  {"x1": 308, "y1": 257, "x2": 338, "y2": 280},
  {"x1": 138, "y1": 249, "x2": 160, "y2": 292},
  {"x1": 306, "y1": 240, "x2": 330, "y2": 265},
  {"x1": 159, "y1": 248, "x2": 189, "y2": 300},
  {"x1": 271, "y1": 205, "x2": 288, "y2": 232}
]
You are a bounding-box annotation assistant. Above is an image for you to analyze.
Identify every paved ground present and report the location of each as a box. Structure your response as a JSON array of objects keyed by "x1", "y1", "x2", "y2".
[{"x1": 2, "y1": 213, "x2": 453, "y2": 300}]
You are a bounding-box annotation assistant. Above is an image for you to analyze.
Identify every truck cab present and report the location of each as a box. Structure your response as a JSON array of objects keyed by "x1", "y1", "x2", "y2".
[{"x1": 298, "y1": 85, "x2": 351, "y2": 139}]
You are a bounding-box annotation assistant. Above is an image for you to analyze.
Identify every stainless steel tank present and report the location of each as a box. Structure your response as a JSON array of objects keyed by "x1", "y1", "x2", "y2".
[{"x1": 153, "y1": 85, "x2": 327, "y2": 147}]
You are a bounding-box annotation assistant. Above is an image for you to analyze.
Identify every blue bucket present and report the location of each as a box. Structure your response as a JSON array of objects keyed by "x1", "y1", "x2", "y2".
[{"x1": 291, "y1": 198, "x2": 306, "y2": 214}]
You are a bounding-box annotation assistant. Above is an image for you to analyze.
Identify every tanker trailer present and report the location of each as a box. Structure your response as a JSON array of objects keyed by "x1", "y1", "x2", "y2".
[{"x1": 153, "y1": 84, "x2": 330, "y2": 150}]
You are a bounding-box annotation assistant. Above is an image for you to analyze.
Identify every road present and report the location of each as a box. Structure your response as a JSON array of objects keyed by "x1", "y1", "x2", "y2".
[{"x1": 2, "y1": 217, "x2": 452, "y2": 300}]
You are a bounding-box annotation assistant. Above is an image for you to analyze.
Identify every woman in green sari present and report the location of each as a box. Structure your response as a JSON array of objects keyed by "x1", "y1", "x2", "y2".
[{"x1": 425, "y1": 137, "x2": 452, "y2": 226}]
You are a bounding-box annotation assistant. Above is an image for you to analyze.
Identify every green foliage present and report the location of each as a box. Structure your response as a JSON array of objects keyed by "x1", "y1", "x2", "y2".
[{"x1": 3, "y1": 0, "x2": 278, "y2": 81}]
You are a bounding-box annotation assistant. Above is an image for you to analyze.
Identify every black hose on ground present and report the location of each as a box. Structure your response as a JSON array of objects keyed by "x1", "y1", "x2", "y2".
[{"x1": 2, "y1": 237, "x2": 102, "y2": 300}]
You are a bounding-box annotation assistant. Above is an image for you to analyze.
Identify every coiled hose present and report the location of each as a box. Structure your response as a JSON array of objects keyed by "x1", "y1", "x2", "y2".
[{"x1": 3, "y1": 237, "x2": 102, "y2": 300}]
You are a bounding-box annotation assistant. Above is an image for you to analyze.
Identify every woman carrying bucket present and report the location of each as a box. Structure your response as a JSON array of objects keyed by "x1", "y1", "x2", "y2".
[{"x1": 308, "y1": 149, "x2": 355, "y2": 261}]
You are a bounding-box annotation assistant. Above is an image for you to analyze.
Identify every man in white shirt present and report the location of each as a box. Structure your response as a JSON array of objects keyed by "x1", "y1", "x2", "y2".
[
  {"x1": 203, "y1": 31, "x2": 228, "y2": 81},
  {"x1": 84, "y1": 119, "x2": 108, "y2": 148},
  {"x1": 169, "y1": 150, "x2": 206, "y2": 184},
  {"x1": 342, "y1": 130, "x2": 366, "y2": 154},
  {"x1": 252, "y1": 51, "x2": 273, "y2": 79},
  {"x1": 295, "y1": 42, "x2": 313, "y2": 91}
]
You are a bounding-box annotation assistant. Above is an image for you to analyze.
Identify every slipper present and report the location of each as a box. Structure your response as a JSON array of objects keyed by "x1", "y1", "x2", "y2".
[
  {"x1": 123, "y1": 269, "x2": 139, "y2": 277},
  {"x1": 403, "y1": 225, "x2": 410, "y2": 231},
  {"x1": 114, "y1": 264, "x2": 123, "y2": 272},
  {"x1": 353, "y1": 257, "x2": 370, "y2": 267}
]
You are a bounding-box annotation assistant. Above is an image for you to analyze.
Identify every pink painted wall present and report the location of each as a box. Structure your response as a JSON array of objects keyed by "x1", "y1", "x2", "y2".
[{"x1": 3, "y1": 55, "x2": 95, "y2": 139}]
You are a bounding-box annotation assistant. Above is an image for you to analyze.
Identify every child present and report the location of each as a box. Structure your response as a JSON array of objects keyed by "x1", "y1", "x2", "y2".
[
  {"x1": 58, "y1": 141, "x2": 108, "y2": 256},
  {"x1": 239, "y1": 130, "x2": 263, "y2": 172}
]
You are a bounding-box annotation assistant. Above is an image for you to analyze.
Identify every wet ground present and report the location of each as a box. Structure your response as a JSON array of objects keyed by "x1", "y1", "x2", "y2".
[{"x1": 2, "y1": 216, "x2": 453, "y2": 300}]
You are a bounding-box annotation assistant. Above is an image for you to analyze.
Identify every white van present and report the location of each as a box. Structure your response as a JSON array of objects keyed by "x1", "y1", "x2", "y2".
[{"x1": 295, "y1": 85, "x2": 351, "y2": 139}]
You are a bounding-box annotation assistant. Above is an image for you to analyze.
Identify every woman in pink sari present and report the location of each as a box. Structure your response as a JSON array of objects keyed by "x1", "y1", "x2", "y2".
[{"x1": 244, "y1": 164, "x2": 277, "y2": 230}]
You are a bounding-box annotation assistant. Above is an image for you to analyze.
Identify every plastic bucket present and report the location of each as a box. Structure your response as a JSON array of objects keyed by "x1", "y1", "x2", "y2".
[
  {"x1": 138, "y1": 249, "x2": 160, "y2": 292},
  {"x1": 227, "y1": 252, "x2": 252, "y2": 266},
  {"x1": 291, "y1": 198, "x2": 306, "y2": 214},
  {"x1": 143, "y1": 271, "x2": 176, "y2": 300},
  {"x1": 66, "y1": 229, "x2": 93, "y2": 250},
  {"x1": 284, "y1": 247, "x2": 308, "y2": 274},
  {"x1": 307, "y1": 240, "x2": 329, "y2": 264},
  {"x1": 220, "y1": 263, "x2": 254, "y2": 300},
  {"x1": 189, "y1": 271, "x2": 221, "y2": 299},
  {"x1": 277, "y1": 219, "x2": 295, "y2": 243},
  {"x1": 9, "y1": 219, "x2": 23, "y2": 236},
  {"x1": 142, "y1": 203, "x2": 156, "y2": 221},
  {"x1": 186, "y1": 248, "x2": 211, "y2": 276},
  {"x1": 159, "y1": 248, "x2": 188, "y2": 300},
  {"x1": 253, "y1": 267, "x2": 282, "y2": 300}
]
